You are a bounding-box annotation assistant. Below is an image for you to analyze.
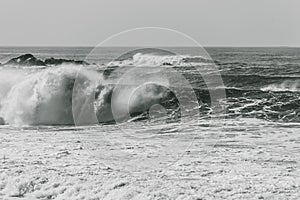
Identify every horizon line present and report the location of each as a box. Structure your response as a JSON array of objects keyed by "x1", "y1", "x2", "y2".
[{"x1": 0, "y1": 45, "x2": 300, "y2": 48}]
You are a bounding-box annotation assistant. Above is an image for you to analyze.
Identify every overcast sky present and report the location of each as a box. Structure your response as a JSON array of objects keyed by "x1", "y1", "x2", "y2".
[{"x1": 0, "y1": 0, "x2": 299, "y2": 46}]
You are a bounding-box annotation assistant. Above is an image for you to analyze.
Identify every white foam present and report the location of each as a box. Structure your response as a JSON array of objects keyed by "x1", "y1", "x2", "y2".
[
  {"x1": 261, "y1": 80, "x2": 300, "y2": 92},
  {"x1": 107, "y1": 53, "x2": 209, "y2": 67},
  {"x1": 0, "y1": 66, "x2": 100, "y2": 125}
]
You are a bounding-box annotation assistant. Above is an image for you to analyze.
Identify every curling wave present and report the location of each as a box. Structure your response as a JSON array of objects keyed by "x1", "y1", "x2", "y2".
[{"x1": 0, "y1": 65, "x2": 176, "y2": 125}]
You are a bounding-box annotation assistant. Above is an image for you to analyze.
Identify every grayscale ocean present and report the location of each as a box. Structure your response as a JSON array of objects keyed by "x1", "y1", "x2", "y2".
[{"x1": 0, "y1": 47, "x2": 299, "y2": 199}]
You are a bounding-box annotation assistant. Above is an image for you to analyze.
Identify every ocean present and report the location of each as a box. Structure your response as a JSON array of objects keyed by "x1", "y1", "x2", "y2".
[
  {"x1": 0, "y1": 47, "x2": 299, "y2": 199},
  {"x1": 1, "y1": 47, "x2": 300, "y2": 123}
]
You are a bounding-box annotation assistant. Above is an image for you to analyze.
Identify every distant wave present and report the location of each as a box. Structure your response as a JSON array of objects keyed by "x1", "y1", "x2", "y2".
[
  {"x1": 108, "y1": 53, "x2": 213, "y2": 67},
  {"x1": 221, "y1": 74, "x2": 300, "y2": 91},
  {"x1": 261, "y1": 80, "x2": 300, "y2": 92}
]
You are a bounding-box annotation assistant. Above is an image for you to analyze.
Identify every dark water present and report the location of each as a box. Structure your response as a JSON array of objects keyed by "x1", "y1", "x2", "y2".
[{"x1": 208, "y1": 47, "x2": 300, "y2": 122}]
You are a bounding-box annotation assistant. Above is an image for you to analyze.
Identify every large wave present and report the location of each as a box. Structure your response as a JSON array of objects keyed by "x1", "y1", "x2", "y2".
[
  {"x1": 0, "y1": 66, "x2": 97, "y2": 125},
  {"x1": 0, "y1": 65, "x2": 176, "y2": 126}
]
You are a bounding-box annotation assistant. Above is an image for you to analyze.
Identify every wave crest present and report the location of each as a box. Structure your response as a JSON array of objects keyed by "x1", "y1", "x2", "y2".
[
  {"x1": 108, "y1": 53, "x2": 211, "y2": 67},
  {"x1": 261, "y1": 80, "x2": 300, "y2": 92},
  {"x1": 0, "y1": 66, "x2": 97, "y2": 125}
]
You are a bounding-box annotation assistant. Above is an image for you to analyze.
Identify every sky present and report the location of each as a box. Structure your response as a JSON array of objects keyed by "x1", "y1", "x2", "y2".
[{"x1": 0, "y1": 0, "x2": 299, "y2": 46}]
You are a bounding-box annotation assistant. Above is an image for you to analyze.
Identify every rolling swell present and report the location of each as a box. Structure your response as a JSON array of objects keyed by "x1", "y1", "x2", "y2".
[{"x1": 222, "y1": 74, "x2": 300, "y2": 91}]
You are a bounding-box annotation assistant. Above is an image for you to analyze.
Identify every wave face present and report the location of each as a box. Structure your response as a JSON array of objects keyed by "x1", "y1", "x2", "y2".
[
  {"x1": 0, "y1": 47, "x2": 300, "y2": 125},
  {"x1": 93, "y1": 83, "x2": 178, "y2": 124}
]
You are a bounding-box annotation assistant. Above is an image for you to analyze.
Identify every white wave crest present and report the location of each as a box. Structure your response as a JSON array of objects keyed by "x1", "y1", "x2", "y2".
[
  {"x1": 0, "y1": 66, "x2": 100, "y2": 125},
  {"x1": 261, "y1": 80, "x2": 300, "y2": 92},
  {"x1": 108, "y1": 53, "x2": 210, "y2": 67}
]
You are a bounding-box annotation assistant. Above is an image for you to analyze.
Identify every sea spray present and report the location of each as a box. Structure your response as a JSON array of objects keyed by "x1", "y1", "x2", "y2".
[{"x1": 0, "y1": 66, "x2": 99, "y2": 125}]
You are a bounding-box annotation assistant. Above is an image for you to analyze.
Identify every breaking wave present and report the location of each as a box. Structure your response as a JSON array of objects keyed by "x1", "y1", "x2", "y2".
[
  {"x1": 108, "y1": 53, "x2": 212, "y2": 67},
  {"x1": 261, "y1": 80, "x2": 300, "y2": 92},
  {"x1": 0, "y1": 65, "x2": 176, "y2": 126},
  {"x1": 0, "y1": 66, "x2": 97, "y2": 125},
  {"x1": 0, "y1": 52, "x2": 300, "y2": 125}
]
